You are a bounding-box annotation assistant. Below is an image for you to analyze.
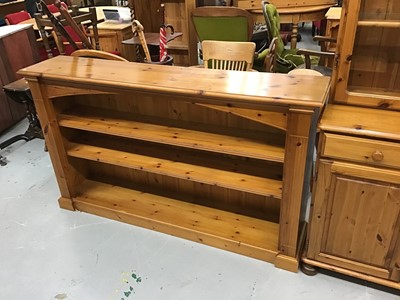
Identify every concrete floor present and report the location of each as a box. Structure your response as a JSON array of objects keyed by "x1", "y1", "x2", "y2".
[
  {"x1": 2, "y1": 119, "x2": 400, "y2": 300},
  {"x1": 1, "y1": 25, "x2": 400, "y2": 299}
]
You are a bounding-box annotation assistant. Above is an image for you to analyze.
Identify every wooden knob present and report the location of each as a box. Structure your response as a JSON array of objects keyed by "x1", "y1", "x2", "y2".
[{"x1": 371, "y1": 150, "x2": 384, "y2": 162}]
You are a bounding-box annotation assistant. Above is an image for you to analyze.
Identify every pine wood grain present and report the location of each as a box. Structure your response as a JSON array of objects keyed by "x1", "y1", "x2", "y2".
[
  {"x1": 73, "y1": 180, "x2": 280, "y2": 262},
  {"x1": 322, "y1": 133, "x2": 400, "y2": 169},
  {"x1": 67, "y1": 142, "x2": 283, "y2": 198},
  {"x1": 58, "y1": 110, "x2": 285, "y2": 162},
  {"x1": 19, "y1": 56, "x2": 330, "y2": 109},
  {"x1": 319, "y1": 105, "x2": 400, "y2": 140}
]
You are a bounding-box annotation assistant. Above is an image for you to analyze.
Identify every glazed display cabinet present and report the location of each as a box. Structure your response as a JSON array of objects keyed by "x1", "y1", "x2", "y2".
[
  {"x1": 333, "y1": 0, "x2": 400, "y2": 110},
  {"x1": 304, "y1": 0, "x2": 400, "y2": 289}
]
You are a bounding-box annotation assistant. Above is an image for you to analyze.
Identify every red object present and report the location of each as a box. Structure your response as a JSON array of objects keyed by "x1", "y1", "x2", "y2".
[
  {"x1": 61, "y1": 25, "x2": 84, "y2": 56},
  {"x1": 159, "y1": 3, "x2": 167, "y2": 62},
  {"x1": 47, "y1": 2, "x2": 68, "y2": 14},
  {"x1": 159, "y1": 26, "x2": 167, "y2": 62},
  {"x1": 5, "y1": 11, "x2": 31, "y2": 25}
]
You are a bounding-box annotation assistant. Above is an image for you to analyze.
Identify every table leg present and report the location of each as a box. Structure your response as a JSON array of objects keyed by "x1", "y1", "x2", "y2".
[{"x1": 291, "y1": 23, "x2": 298, "y2": 49}]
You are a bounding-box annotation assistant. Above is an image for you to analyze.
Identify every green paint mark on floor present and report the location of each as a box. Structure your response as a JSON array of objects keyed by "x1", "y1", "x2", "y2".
[{"x1": 120, "y1": 271, "x2": 142, "y2": 299}]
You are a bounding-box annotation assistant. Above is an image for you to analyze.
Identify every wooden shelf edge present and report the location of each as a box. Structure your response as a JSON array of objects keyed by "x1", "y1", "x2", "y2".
[
  {"x1": 302, "y1": 257, "x2": 400, "y2": 290},
  {"x1": 357, "y1": 20, "x2": 400, "y2": 28},
  {"x1": 58, "y1": 112, "x2": 285, "y2": 163},
  {"x1": 66, "y1": 142, "x2": 283, "y2": 198},
  {"x1": 72, "y1": 180, "x2": 280, "y2": 264}
]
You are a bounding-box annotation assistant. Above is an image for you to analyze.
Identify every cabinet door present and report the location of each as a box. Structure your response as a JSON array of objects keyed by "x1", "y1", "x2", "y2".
[
  {"x1": 307, "y1": 160, "x2": 400, "y2": 281},
  {"x1": 333, "y1": 0, "x2": 400, "y2": 110}
]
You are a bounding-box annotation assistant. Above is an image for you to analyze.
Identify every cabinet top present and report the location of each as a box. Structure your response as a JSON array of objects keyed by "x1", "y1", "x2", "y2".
[
  {"x1": 19, "y1": 56, "x2": 330, "y2": 109},
  {"x1": 320, "y1": 105, "x2": 400, "y2": 141},
  {"x1": 0, "y1": 24, "x2": 32, "y2": 39}
]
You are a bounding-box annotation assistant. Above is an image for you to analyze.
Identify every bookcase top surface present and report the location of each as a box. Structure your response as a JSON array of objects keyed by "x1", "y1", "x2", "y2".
[{"x1": 19, "y1": 56, "x2": 330, "y2": 109}]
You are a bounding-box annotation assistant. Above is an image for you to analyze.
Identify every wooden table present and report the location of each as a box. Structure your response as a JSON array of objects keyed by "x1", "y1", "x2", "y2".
[
  {"x1": 92, "y1": 21, "x2": 133, "y2": 61},
  {"x1": 19, "y1": 9, "x2": 105, "y2": 31},
  {"x1": 123, "y1": 32, "x2": 183, "y2": 47},
  {"x1": 122, "y1": 31, "x2": 183, "y2": 62},
  {"x1": 235, "y1": 0, "x2": 336, "y2": 49},
  {"x1": 249, "y1": 4, "x2": 334, "y2": 49},
  {"x1": 0, "y1": 0, "x2": 53, "y2": 18},
  {"x1": 20, "y1": 55, "x2": 330, "y2": 272}
]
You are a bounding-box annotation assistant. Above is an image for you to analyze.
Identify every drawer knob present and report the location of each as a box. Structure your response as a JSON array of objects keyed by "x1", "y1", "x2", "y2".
[{"x1": 371, "y1": 150, "x2": 384, "y2": 162}]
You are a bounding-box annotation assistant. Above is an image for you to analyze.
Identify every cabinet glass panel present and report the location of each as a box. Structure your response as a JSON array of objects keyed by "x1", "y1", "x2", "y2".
[
  {"x1": 348, "y1": 0, "x2": 400, "y2": 95},
  {"x1": 359, "y1": 0, "x2": 400, "y2": 20}
]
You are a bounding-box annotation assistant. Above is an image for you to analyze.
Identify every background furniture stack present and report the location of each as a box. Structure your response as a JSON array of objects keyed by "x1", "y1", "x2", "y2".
[
  {"x1": 234, "y1": 0, "x2": 337, "y2": 49},
  {"x1": 131, "y1": 0, "x2": 198, "y2": 65},
  {"x1": 303, "y1": 0, "x2": 400, "y2": 289},
  {"x1": 0, "y1": 24, "x2": 39, "y2": 133}
]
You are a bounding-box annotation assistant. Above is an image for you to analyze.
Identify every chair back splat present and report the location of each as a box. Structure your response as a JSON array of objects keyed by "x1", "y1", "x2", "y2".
[
  {"x1": 202, "y1": 40, "x2": 255, "y2": 71},
  {"x1": 191, "y1": 6, "x2": 271, "y2": 71}
]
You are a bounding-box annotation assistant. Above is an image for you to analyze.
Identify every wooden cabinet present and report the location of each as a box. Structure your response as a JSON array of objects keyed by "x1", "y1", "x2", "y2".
[
  {"x1": 0, "y1": 24, "x2": 39, "y2": 133},
  {"x1": 94, "y1": 22, "x2": 133, "y2": 61},
  {"x1": 309, "y1": 160, "x2": 400, "y2": 281},
  {"x1": 304, "y1": 105, "x2": 400, "y2": 288},
  {"x1": 305, "y1": 1, "x2": 400, "y2": 288},
  {"x1": 20, "y1": 56, "x2": 330, "y2": 272},
  {"x1": 333, "y1": 0, "x2": 400, "y2": 110}
]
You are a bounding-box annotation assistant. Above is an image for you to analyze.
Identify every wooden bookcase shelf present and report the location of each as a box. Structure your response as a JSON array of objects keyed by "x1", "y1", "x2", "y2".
[
  {"x1": 73, "y1": 179, "x2": 280, "y2": 262},
  {"x1": 20, "y1": 56, "x2": 330, "y2": 272},
  {"x1": 58, "y1": 106, "x2": 286, "y2": 162},
  {"x1": 66, "y1": 142, "x2": 283, "y2": 198}
]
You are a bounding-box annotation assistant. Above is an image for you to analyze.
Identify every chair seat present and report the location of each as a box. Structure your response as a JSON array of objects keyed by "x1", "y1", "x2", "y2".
[
  {"x1": 295, "y1": 64, "x2": 332, "y2": 76},
  {"x1": 288, "y1": 68, "x2": 323, "y2": 76}
]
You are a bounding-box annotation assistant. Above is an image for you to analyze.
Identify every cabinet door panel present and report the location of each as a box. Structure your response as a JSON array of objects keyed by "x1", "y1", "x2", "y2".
[
  {"x1": 359, "y1": 0, "x2": 400, "y2": 20},
  {"x1": 308, "y1": 160, "x2": 400, "y2": 280},
  {"x1": 322, "y1": 176, "x2": 400, "y2": 267}
]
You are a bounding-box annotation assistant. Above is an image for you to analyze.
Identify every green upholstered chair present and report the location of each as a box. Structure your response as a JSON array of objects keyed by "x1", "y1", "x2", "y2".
[
  {"x1": 262, "y1": 1, "x2": 334, "y2": 74},
  {"x1": 191, "y1": 6, "x2": 268, "y2": 71}
]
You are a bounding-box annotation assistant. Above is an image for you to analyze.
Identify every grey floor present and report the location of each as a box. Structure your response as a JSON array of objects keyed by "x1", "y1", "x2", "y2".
[{"x1": 1, "y1": 24, "x2": 400, "y2": 300}]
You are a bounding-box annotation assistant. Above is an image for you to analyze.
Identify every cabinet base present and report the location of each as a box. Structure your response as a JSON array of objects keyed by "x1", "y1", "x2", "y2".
[
  {"x1": 58, "y1": 197, "x2": 75, "y2": 211},
  {"x1": 302, "y1": 257, "x2": 400, "y2": 290}
]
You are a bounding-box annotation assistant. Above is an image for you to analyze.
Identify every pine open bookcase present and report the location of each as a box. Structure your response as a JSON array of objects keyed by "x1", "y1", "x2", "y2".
[{"x1": 19, "y1": 56, "x2": 330, "y2": 272}]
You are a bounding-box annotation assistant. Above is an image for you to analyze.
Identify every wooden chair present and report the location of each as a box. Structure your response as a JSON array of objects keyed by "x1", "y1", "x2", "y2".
[
  {"x1": 191, "y1": 6, "x2": 268, "y2": 71},
  {"x1": 71, "y1": 49, "x2": 128, "y2": 61},
  {"x1": 192, "y1": 6, "x2": 253, "y2": 43},
  {"x1": 263, "y1": 37, "x2": 278, "y2": 73},
  {"x1": 202, "y1": 40, "x2": 255, "y2": 71},
  {"x1": 34, "y1": 5, "x2": 99, "y2": 58}
]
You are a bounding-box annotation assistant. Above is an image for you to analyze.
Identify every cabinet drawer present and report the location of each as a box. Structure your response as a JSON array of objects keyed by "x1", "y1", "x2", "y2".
[{"x1": 321, "y1": 133, "x2": 400, "y2": 169}]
